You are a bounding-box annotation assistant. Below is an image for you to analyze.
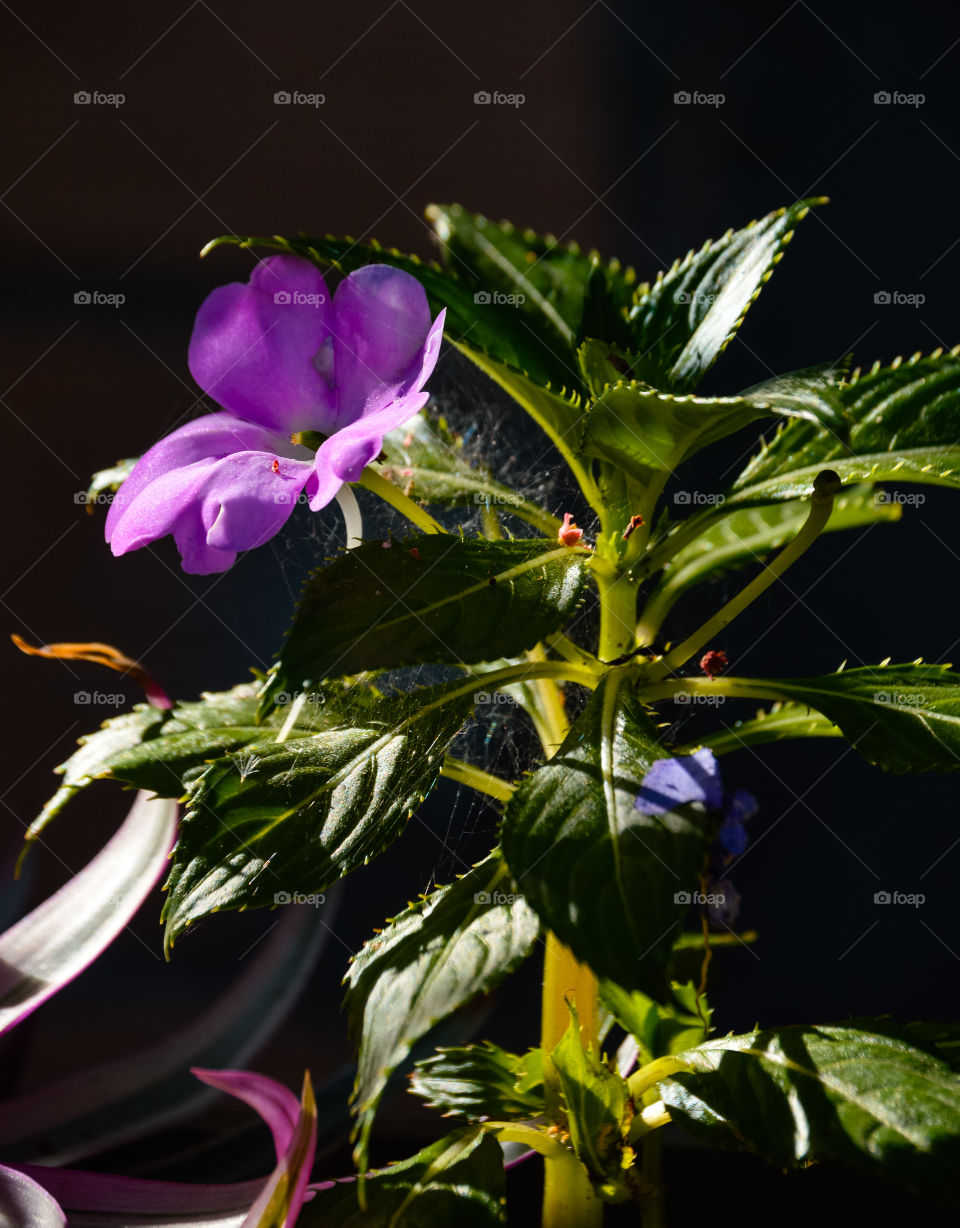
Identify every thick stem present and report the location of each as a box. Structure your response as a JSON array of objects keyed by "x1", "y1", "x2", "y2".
[
  {"x1": 356, "y1": 466, "x2": 446, "y2": 535},
  {"x1": 594, "y1": 563, "x2": 641, "y2": 663},
  {"x1": 640, "y1": 1131, "x2": 665, "y2": 1228},
  {"x1": 643, "y1": 470, "x2": 840, "y2": 683},
  {"x1": 541, "y1": 936, "x2": 603, "y2": 1228}
]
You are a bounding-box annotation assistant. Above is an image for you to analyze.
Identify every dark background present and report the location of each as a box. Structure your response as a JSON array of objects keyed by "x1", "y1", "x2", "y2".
[{"x1": 2, "y1": 2, "x2": 959, "y2": 1223}]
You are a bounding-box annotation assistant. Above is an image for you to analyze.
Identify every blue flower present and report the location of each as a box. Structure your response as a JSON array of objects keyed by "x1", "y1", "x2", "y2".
[{"x1": 635, "y1": 748, "x2": 756, "y2": 926}]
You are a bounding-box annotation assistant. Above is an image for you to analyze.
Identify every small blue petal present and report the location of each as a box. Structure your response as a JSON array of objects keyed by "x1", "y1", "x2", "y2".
[
  {"x1": 725, "y1": 788, "x2": 757, "y2": 825},
  {"x1": 706, "y1": 877, "x2": 741, "y2": 927},
  {"x1": 716, "y1": 815, "x2": 749, "y2": 857},
  {"x1": 635, "y1": 748, "x2": 724, "y2": 815}
]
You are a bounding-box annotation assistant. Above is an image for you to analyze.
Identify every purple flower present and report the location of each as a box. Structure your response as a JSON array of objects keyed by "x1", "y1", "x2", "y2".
[
  {"x1": 106, "y1": 256, "x2": 445, "y2": 573},
  {"x1": 635, "y1": 747, "x2": 756, "y2": 926}
]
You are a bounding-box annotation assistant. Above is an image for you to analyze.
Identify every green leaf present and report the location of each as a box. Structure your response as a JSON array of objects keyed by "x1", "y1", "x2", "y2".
[
  {"x1": 551, "y1": 1001, "x2": 632, "y2": 1195},
  {"x1": 162, "y1": 681, "x2": 474, "y2": 949},
  {"x1": 426, "y1": 203, "x2": 604, "y2": 343},
  {"x1": 599, "y1": 980, "x2": 711, "y2": 1062},
  {"x1": 86, "y1": 457, "x2": 137, "y2": 503},
  {"x1": 713, "y1": 663, "x2": 960, "y2": 773},
  {"x1": 345, "y1": 853, "x2": 539, "y2": 1170},
  {"x1": 31, "y1": 704, "x2": 167, "y2": 838},
  {"x1": 726, "y1": 351, "x2": 960, "y2": 507},
  {"x1": 641, "y1": 487, "x2": 899, "y2": 632},
  {"x1": 659, "y1": 1023, "x2": 960, "y2": 1210},
  {"x1": 300, "y1": 1126, "x2": 505, "y2": 1227},
  {"x1": 681, "y1": 702, "x2": 842, "y2": 756},
  {"x1": 377, "y1": 410, "x2": 558, "y2": 534},
  {"x1": 501, "y1": 671, "x2": 714, "y2": 995},
  {"x1": 627, "y1": 199, "x2": 824, "y2": 391},
  {"x1": 410, "y1": 1042, "x2": 544, "y2": 1122},
  {"x1": 263, "y1": 536, "x2": 588, "y2": 706},
  {"x1": 579, "y1": 360, "x2": 851, "y2": 503},
  {"x1": 31, "y1": 682, "x2": 376, "y2": 840}
]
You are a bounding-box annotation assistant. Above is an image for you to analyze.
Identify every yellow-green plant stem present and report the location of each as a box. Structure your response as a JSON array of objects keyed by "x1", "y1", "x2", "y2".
[
  {"x1": 540, "y1": 938, "x2": 603, "y2": 1228},
  {"x1": 523, "y1": 650, "x2": 604, "y2": 1226},
  {"x1": 643, "y1": 470, "x2": 840, "y2": 683},
  {"x1": 440, "y1": 757, "x2": 515, "y2": 803},
  {"x1": 592, "y1": 558, "x2": 642, "y2": 663},
  {"x1": 356, "y1": 467, "x2": 446, "y2": 535}
]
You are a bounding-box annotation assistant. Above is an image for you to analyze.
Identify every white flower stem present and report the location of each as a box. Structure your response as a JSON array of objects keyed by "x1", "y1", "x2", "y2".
[{"x1": 334, "y1": 482, "x2": 365, "y2": 548}]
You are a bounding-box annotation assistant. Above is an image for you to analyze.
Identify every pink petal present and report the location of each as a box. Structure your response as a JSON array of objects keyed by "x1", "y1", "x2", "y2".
[{"x1": 188, "y1": 256, "x2": 338, "y2": 435}]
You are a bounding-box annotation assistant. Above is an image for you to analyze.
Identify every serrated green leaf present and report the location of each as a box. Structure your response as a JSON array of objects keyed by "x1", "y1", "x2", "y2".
[
  {"x1": 377, "y1": 411, "x2": 558, "y2": 534},
  {"x1": 551, "y1": 1002, "x2": 632, "y2": 1193},
  {"x1": 659, "y1": 1023, "x2": 960, "y2": 1210},
  {"x1": 723, "y1": 352, "x2": 960, "y2": 510},
  {"x1": 599, "y1": 980, "x2": 711, "y2": 1063},
  {"x1": 32, "y1": 683, "x2": 376, "y2": 840},
  {"x1": 410, "y1": 1042, "x2": 544, "y2": 1122},
  {"x1": 627, "y1": 199, "x2": 823, "y2": 391},
  {"x1": 681, "y1": 703, "x2": 842, "y2": 756},
  {"x1": 701, "y1": 664, "x2": 960, "y2": 773},
  {"x1": 263, "y1": 536, "x2": 589, "y2": 706},
  {"x1": 578, "y1": 363, "x2": 848, "y2": 499},
  {"x1": 345, "y1": 853, "x2": 539, "y2": 1170},
  {"x1": 162, "y1": 681, "x2": 473, "y2": 949},
  {"x1": 300, "y1": 1126, "x2": 505, "y2": 1227},
  {"x1": 501, "y1": 670, "x2": 714, "y2": 995},
  {"x1": 427, "y1": 203, "x2": 600, "y2": 342}
]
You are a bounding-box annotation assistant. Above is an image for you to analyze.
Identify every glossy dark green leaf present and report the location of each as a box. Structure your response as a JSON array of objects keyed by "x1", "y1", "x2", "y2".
[
  {"x1": 263, "y1": 536, "x2": 589, "y2": 706},
  {"x1": 659, "y1": 1024, "x2": 960, "y2": 1210},
  {"x1": 410, "y1": 1042, "x2": 544, "y2": 1122},
  {"x1": 551, "y1": 1002, "x2": 632, "y2": 1194},
  {"x1": 627, "y1": 199, "x2": 823, "y2": 391},
  {"x1": 162, "y1": 682, "x2": 473, "y2": 949},
  {"x1": 501, "y1": 671, "x2": 714, "y2": 995},
  {"x1": 345, "y1": 853, "x2": 539, "y2": 1169},
  {"x1": 31, "y1": 683, "x2": 376, "y2": 841},
  {"x1": 579, "y1": 357, "x2": 851, "y2": 499},
  {"x1": 300, "y1": 1126, "x2": 505, "y2": 1227},
  {"x1": 709, "y1": 663, "x2": 960, "y2": 773},
  {"x1": 726, "y1": 351, "x2": 960, "y2": 508},
  {"x1": 378, "y1": 411, "x2": 557, "y2": 534}
]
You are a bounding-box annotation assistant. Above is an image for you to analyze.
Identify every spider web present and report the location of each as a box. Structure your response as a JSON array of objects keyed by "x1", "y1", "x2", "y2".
[{"x1": 262, "y1": 346, "x2": 593, "y2": 892}]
